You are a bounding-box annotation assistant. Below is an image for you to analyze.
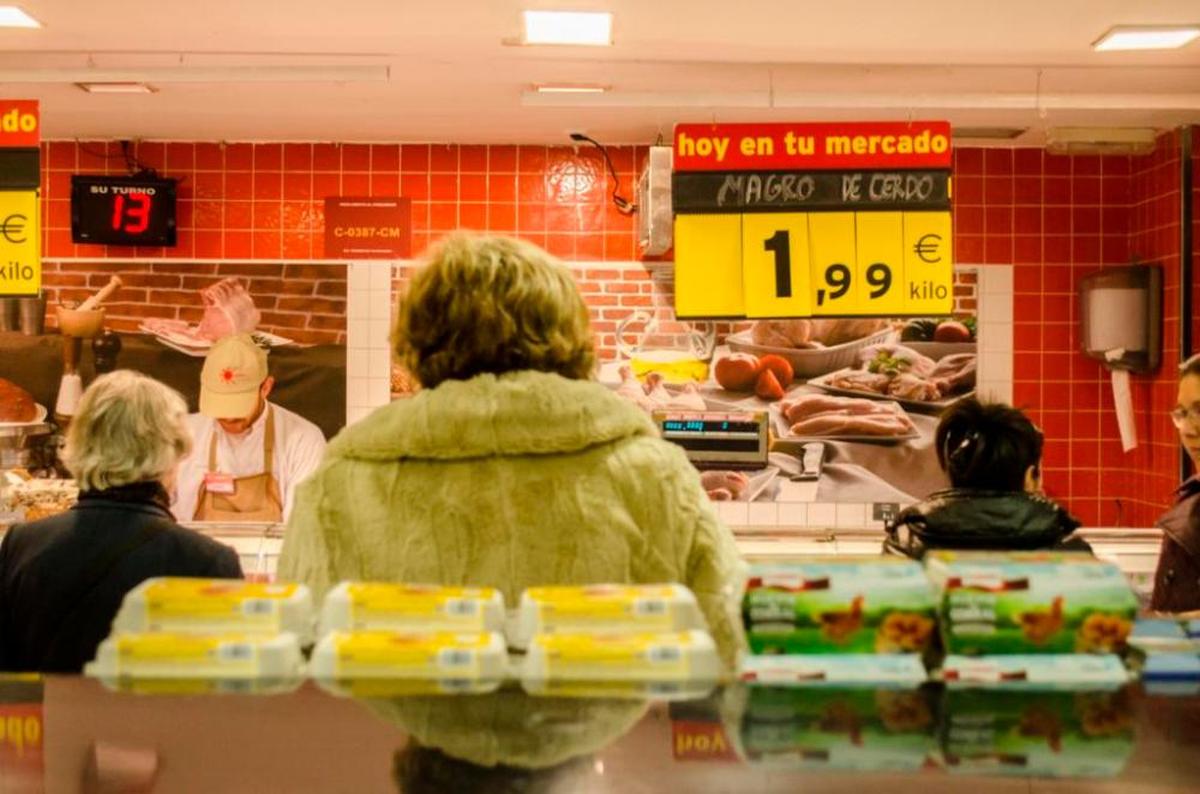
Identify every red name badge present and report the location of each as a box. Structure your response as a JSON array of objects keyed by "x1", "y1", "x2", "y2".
[{"x1": 203, "y1": 472, "x2": 236, "y2": 495}]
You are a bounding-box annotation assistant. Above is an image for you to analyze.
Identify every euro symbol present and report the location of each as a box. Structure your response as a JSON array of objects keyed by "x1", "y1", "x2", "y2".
[
  {"x1": 0, "y1": 213, "x2": 27, "y2": 245},
  {"x1": 913, "y1": 233, "x2": 941, "y2": 264}
]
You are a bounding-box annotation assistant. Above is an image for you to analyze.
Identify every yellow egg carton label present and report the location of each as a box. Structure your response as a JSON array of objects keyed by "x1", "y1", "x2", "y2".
[
  {"x1": 143, "y1": 579, "x2": 298, "y2": 627},
  {"x1": 528, "y1": 631, "x2": 704, "y2": 679},
  {"x1": 319, "y1": 631, "x2": 506, "y2": 679},
  {"x1": 115, "y1": 634, "x2": 259, "y2": 675},
  {"x1": 347, "y1": 583, "x2": 495, "y2": 624}
]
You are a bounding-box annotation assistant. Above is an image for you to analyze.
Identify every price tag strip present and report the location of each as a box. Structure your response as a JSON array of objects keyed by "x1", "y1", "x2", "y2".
[{"x1": 671, "y1": 121, "x2": 954, "y2": 320}]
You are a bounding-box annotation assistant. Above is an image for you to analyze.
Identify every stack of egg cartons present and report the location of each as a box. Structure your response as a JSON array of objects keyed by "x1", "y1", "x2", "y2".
[
  {"x1": 739, "y1": 557, "x2": 937, "y2": 686},
  {"x1": 308, "y1": 583, "x2": 509, "y2": 695},
  {"x1": 925, "y1": 551, "x2": 1136, "y2": 688},
  {"x1": 86, "y1": 577, "x2": 312, "y2": 686},
  {"x1": 514, "y1": 584, "x2": 720, "y2": 695}
]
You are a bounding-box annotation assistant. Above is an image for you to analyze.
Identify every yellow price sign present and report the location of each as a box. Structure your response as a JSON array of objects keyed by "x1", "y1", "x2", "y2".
[
  {"x1": 0, "y1": 190, "x2": 40, "y2": 296},
  {"x1": 740, "y1": 213, "x2": 812, "y2": 318},
  {"x1": 673, "y1": 209, "x2": 952, "y2": 319}
]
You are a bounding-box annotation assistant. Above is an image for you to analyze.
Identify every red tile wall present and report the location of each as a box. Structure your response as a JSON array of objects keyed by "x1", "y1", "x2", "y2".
[
  {"x1": 955, "y1": 137, "x2": 1186, "y2": 527},
  {"x1": 38, "y1": 137, "x2": 1192, "y2": 523}
]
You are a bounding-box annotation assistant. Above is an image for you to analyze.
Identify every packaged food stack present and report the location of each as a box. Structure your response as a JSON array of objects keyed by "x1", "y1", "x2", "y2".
[
  {"x1": 1126, "y1": 617, "x2": 1200, "y2": 694},
  {"x1": 924, "y1": 552, "x2": 1136, "y2": 687},
  {"x1": 86, "y1": 577, "x2": 311, "y2": 686},
  {"x1": 515, "y1": 584, "x2": 720, "y2": 687},
  {"x1": 309, "y1": 583, "x2": 508, "y2": 694},
  {"x1": 739, "y1": 558, "x2": 936, "y2": 686}
]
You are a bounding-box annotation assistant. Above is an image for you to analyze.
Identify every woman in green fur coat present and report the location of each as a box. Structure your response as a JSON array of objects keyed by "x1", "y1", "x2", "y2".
[{"x1": 278, "y1": 234, "x2": 743, "y2": 668}]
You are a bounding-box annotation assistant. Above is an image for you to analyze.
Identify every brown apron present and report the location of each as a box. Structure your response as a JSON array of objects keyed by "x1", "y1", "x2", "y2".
[{"x1": 193, "y1": 407, "x2": 284, "y2": 523}]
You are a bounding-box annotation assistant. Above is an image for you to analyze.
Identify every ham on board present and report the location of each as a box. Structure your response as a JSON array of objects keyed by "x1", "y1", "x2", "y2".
[
  {"x1": 141, "y1": 278, "x2": 262, "y2": 345},
  {"x1": 197, "y1": 278, "x2": 261, "y2": 340}
]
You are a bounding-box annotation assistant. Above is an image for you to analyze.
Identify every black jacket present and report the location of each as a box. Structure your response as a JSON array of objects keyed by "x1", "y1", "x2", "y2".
[
  {"x1": 0, "y1": 482, "x2": 243, "y2": 673},
  {"x1": 1151, "y1": 476, "x2": 1200, "y2": 612},
  {"x1": 883, "y1": 488, "x2": 1090, "y2": 560}
]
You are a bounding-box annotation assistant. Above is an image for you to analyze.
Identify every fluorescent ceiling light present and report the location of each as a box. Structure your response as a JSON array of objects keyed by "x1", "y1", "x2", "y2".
[
  {"x1": 953, "y1": 126, "x2": 1027, "y2": 140},
  {"x1": 522, "y1": 10, "x2": 612, "y2": 46},
  {"x1": 77, "y1": 82, "x2": 156, "y2": 94},
  {"x1": 534, "y1": 83, "x2": 608, "y2": 94},
  {"x1": 1092, "y1": 25, "x2": 1200, "y2": 51},
  {"x1": 0, "y1": 6, "x2": 41, "y2": 27}
]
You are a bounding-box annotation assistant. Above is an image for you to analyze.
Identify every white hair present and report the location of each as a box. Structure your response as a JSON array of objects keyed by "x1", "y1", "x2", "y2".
[{"x1": 62, "y1": 370, "x2": 193, "y2": 492}]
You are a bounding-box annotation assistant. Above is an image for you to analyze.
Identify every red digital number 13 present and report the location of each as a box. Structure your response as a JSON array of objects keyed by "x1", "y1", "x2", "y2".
[{"x1": 111, "y1": 193, "x2": 152, "y2": 234}]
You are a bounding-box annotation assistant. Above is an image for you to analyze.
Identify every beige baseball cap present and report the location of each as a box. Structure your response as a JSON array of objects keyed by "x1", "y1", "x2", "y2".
[{"x1": 199, "y1": 333, "x2": 268, "y2": 419}]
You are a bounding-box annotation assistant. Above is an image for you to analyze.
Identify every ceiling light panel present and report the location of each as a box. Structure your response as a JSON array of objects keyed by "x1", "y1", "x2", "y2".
[
  {"x1": 0, "y1": 5, "x2": 40, "y2": 27},
  {"x1": 1092, "y1": 25, "x2": 1200, "y2": 51},
  {"x1": 522, "y1": 10, "x2": 612, "y2": 46},
  {"x1": 535, "y1": 83, "x2": 609, "y2": 93},
  {"x1": 77, "y1": 82, "x2": 156, "y2": 94}
]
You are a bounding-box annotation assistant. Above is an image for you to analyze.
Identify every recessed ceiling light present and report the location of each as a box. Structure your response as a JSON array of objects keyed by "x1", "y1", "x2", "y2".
[
  {"x1": 76, "y1": 82, "x2": 157, "y2": 94},
  {"x1": 1092, "y1": 24, "x2": 1200, "y2": 51},
  {"x1": 0, "y1": 6, "x2": 41, "y2": 28},
  {"x1": 522, "y1": 10, "x2": 612, "y2": 46},
  {"x1": 534, "y1": 83, "x2": 609, "y2": 94}
]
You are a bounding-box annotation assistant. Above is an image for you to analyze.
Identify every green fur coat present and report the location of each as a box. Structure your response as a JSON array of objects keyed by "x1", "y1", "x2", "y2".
[{"x1": 278, "y1": 370, "x2": 743, "y2": 668}]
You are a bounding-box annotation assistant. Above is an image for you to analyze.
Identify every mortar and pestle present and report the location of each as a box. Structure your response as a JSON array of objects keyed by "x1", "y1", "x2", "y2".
[{"x1": 54, "y1": 276, "x2": 122, "y2": 423}]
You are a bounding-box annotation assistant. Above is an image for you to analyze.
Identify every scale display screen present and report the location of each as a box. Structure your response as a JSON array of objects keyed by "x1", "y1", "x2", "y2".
[{"x1": 655, "y1": 411, "x2": 769, "y2": 467}]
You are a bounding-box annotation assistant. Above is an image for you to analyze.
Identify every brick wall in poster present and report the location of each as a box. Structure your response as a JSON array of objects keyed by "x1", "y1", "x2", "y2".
[
  {"x1": 41, "y1": 261, "x2": 347, "y2": 344},
  {"x1": 37, "y1": 137, "x2": 1191, "y2": 524}
]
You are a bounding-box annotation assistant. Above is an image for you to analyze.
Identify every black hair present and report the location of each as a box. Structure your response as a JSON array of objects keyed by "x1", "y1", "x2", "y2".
[{"x1": 935, "y1": 397, "x2": 1043, "y2": 491}]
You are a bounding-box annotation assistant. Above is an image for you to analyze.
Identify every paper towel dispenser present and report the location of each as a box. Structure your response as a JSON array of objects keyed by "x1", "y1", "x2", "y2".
[{"x1": 1078, "y1": 264, "x2": 1162, "y2": 372}]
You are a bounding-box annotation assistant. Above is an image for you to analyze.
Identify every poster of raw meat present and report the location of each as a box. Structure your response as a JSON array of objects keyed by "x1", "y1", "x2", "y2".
[
  {"x1": 604, "y1": 270, "x2": 981, "y2": 509},
  {"x1": 0, "y1": 261, "x2": 346, "y2": 524}
]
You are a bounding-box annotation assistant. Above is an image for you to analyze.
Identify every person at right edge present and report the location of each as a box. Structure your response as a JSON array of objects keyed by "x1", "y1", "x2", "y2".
[
  {"x1": 1151, "y1": 354, "x2": 1200, "y2": 612},
  {"x1": 885, "y1": 397, "x2": 1088, "y2": 558},
  {"x1": 277, "y1": 234, "x2": 743, "y2": 670}
]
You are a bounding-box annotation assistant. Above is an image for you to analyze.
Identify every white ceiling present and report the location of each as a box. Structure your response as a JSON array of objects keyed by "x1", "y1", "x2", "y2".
[{"x1": 1, "y1": 0, "x2": 1198, "y2": 144}]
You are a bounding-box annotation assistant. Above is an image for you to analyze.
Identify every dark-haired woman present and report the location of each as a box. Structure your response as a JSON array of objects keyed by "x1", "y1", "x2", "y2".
[{"x1": 884, "y1": 397, "x2": 1089, "y2": 559}]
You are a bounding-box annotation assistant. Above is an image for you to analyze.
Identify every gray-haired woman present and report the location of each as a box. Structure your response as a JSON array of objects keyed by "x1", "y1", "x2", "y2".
[{"x1": 0, "y1": 370, "x2": 242, "y2": 673}]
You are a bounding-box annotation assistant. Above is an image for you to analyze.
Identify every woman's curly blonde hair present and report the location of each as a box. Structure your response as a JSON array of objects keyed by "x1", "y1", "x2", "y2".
[{"x1": 392, "y1": 234, "x2": 596, "y2": 388}]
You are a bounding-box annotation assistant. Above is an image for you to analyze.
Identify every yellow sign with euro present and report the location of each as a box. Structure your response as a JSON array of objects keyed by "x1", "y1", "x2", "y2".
[
  {"x1": 0, "y1": 190, "x2": 40, "y2": 296},
  {"x1": 674, "y1": 210, "x2": 953, "y2": 319},
  {"x1": 671, "y1": 120, "x2": 953, "y2": 320}
]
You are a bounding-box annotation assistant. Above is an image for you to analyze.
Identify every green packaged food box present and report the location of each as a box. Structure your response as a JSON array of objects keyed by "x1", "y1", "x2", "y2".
[
  {"x1": 925, "y1": 552, "x2": 1137, "y2": 656},
  {"x1": 743, "y1": 558, "x2": 938, "y2": 654}
]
